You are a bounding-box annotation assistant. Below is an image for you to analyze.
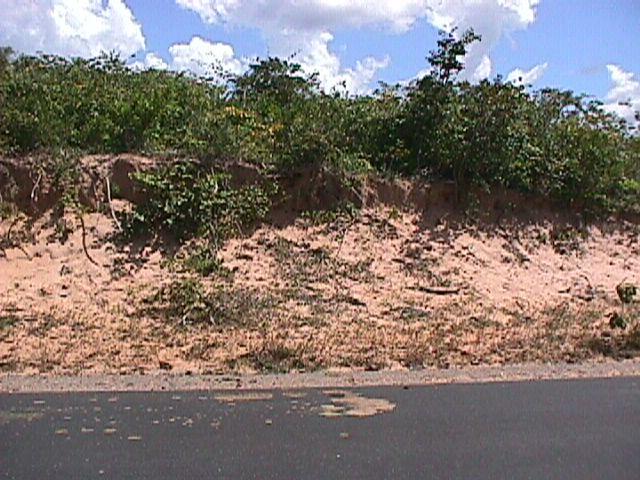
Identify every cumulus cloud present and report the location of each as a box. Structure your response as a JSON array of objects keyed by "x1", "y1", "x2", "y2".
[
  {"x1": 176, "y1": 0, "x2": 428, "y2": 32},
  {"x1": 129, "y1": 38, "x2": 247, "y2": 83},
  {"x1": 129, "y1": 53, "x2": 169, "y2": 71},
  {"x1": 264, "y1": 31, "x2": 391, "y2": 94},
  {"x1": 604, "y1": 64, "x2": 640, "y2": 127},
  {"x1": 471, "y1": 55, "x2": 493, "y2": 82},
  {"x1": 506, "y1": 62, "x2": 548, "y2": 86},
  {"x1": 425, "y1": 0, "x2": 541, "y2": 81},
  {"x1": 176, "y1": 0, "x2": 541, "y2": 88},
  {"x1": 143, "y1": 53, "x2": 169, "y2": 70},
  {"x1": 176, "y1": 0, "x2": 423, "y2": 91},
  {"x1": 0, "y1": 0, "x2": 145, "y2": 58},
  {"x1": 150, "y1": 33, "x2": 388, "y2": 94},
  {"x1": 169, "y1": 36, "x2": 247, "y2": 78},
  {"x1": 0, "y1": 0, "x2": 542, "y2": 93}
]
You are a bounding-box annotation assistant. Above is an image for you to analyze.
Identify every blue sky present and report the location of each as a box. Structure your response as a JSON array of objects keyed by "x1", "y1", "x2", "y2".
[
  {"x1": 490, "y1": 0, "x2": 640, "y2": 97},
  {"x1": 1, "y1": 1, "x2": 639, "y2": 122},
  {"x1": 126, "y1": 0, "x2": 640, "y2": 98}
]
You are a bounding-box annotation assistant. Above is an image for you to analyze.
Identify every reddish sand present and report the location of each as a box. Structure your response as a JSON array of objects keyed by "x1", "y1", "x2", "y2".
[{"x1": 1, "y1": 156, "x2": 638, "y2": 374}]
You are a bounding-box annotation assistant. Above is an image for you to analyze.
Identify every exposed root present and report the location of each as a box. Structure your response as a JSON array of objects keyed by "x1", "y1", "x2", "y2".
[
  {"x1": 105, "y1": 177, "x2": 122, "y2": 232},
  {"x1": 30, "y1": 172, "x2": 42, "y2": 207},
  {"x1": 5, "y1": 215, "x2": 21, "y2": 241},
  {"x1": 416, "y1": 285, "x2": 461, "y2": 295},
  {"x1": 76, "y1": 211, "x2": 100, "y2": 267}
]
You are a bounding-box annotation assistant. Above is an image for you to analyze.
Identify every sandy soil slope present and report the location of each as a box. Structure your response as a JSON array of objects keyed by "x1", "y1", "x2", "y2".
[{"x1": 1, "y1": 156, "x2": 639, "y2": 375}]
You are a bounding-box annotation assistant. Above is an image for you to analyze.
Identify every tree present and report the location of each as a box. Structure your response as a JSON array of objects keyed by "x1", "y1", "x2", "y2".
[
  {"x1": 0, "y1": 47, "x2": 13, "y2": 74},
  {"x1": 232, "y1": 57, "x2": 319, "y2": 107},
  {"x1": 402, "y1": 28, "x2": 483, "y2": 200},
  {"x1": 427, "y1": 28, "x2": 481, "y2": 83}
]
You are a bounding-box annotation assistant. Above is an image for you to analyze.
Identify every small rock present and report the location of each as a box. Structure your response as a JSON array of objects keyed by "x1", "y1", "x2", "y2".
[{"x1": 158, "y1": 360, "x2": 172, "y2": 371}]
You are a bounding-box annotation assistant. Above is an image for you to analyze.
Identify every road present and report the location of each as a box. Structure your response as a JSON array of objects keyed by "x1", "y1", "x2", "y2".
[{"x1": 1, "y1": 377, "x2": 639, "y2": 479}]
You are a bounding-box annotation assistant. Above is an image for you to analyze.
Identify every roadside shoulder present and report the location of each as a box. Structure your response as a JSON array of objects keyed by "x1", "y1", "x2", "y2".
[{"x1": 2, "y1": 360, "x2": 640, "y2": 393}]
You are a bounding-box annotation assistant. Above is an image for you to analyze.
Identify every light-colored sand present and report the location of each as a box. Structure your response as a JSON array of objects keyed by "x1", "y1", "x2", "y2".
[
  {"x1": 1, "y1": 203, "x2": 638, "y2": 376},
  {"x1": 1, "y1": 156, "x2": 639, "y2": 376}
]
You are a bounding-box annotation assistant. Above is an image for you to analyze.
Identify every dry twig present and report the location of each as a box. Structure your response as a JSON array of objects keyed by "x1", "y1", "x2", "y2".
[{"x1": 105, "y1": 177, "x2": 122, "y2": 232}]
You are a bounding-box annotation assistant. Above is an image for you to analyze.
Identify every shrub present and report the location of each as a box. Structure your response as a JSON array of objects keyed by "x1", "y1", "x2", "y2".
[
  {"x1": 149, "y1": 276, "x2": 275, "y2": 327},
  {"x1": 0, "y1": 34, "x2": 638, "y2": 215},
  {"x1": 125, "y1": 160, "x2": 273, "y2": 244}
]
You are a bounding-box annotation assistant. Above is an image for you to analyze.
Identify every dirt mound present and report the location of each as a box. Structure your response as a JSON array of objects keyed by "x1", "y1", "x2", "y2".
[
  {"x1": 1, "y1": 155, "x2": 639, "y2": 375},
  {"x1": 0, "y1": 154, "x2": 155, "y2": 214}
]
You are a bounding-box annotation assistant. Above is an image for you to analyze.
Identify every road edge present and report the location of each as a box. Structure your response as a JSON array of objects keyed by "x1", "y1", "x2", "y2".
[{"x1": 2, "y1": 359, "x2": 640, "y2": 393}]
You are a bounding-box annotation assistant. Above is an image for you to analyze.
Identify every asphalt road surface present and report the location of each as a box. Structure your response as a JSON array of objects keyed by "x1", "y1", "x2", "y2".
[{"x1": 1, "y1": 377, "x2": 639, "y2": 479}]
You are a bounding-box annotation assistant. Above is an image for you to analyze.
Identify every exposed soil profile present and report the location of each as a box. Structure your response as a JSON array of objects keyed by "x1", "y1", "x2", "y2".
[{"x1": 1, "y1": 155, "x2": 639, "y2": 375}]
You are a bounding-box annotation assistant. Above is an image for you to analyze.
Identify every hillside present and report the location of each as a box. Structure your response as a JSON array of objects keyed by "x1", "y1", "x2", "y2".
[
  {"x1": 1, "y1": 155, "x2": 638, "y2": 375},
  {"x1": 1, "y1": 32, "x2": 639, "y2": 375}
]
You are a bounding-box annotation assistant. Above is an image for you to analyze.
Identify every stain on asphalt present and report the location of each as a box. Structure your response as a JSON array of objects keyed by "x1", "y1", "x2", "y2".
[
  {"x1": 0, "y1": 409, "x2": 44, "y2": 425},
  {"x1": 214, "y1": 392, "x2": 274, "y2": 403},
  {"x1": 319, "y1": 390, "x2": 396, "y2": 417},
  {"x1": 282, "y1": 391, "x2": 307, "y2": 399}
]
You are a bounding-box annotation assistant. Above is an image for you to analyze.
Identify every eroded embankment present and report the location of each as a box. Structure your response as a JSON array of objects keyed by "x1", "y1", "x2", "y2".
[{"x1": 1, "y1": 155, "x2": 639, "y2": 375}]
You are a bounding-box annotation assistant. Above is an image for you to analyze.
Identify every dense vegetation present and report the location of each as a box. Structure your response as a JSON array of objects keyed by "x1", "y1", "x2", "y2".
[{"x1": 0, "y1": 31, "x2": 638, "y2": 214}]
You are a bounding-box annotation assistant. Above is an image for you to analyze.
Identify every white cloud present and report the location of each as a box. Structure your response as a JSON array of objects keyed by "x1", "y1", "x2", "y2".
[
  {"x1": 267, "y1": 31, "x2": 390, "y2": 94},
  {"x1": 0, "y1": 0, "x2": 541, "y2": 93},
  {"x1": 604, "y1": 64, "x2": 640, "y2": 127},
  {"x1": 175, "y1": 0, "x2": 420, "y2": 90},
  {"x1": 506, "y1": 62, "x2": 548, "y2": 86},
  {"x1": 143, "y1": 53, "x2": 169, "y2": 70},
  {"x1": 342, "y1": 56, "x2": 392, "y2": 94},
  {"x1": 471, "y1": 55, "x2": 493, "y2": 82},
  {"x1": 176, "y1": 0, "x2": 429, "y2": 32},
  {"x1": 425, "y1": 0, "x2": 541, "y2": 81},
  {"x1": 155, "y1": 33, "x2": 388, "y2": 94},
  {"x1": 176, "y1": 0, "x2": 540, "y2": 89},
  {"x1": 128, "y1": 38, "x2": 247, "y2": 81},
  {"x1": 129, "y1": 53, "x2": 169, "y2": 71},
  {"x1": 0, "y1": 0, "x2": 145, "y2": 58},
  {"x1": 168, "y1": 36, "x2": 247, "y2": 78}
]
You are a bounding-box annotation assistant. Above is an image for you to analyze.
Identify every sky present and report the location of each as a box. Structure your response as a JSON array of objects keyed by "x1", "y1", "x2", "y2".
[{"x1": 1, "y1": 0, "x2": 639, "y2": 124}]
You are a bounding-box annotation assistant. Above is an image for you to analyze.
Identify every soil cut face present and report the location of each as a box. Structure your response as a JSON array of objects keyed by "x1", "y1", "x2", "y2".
[{"x1": 1, "y1": 155, "x2": 639, "y2": 375}]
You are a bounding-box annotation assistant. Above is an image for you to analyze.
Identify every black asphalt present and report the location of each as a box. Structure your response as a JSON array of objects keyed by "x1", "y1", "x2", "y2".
[{"x1": 1, "y1": 377, "x2": 639, "y2": 479}]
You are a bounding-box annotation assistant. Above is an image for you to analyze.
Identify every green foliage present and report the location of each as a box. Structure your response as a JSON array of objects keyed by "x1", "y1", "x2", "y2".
[
  {"x1": 0, "y1": 35, "x2": 638, "y2": 215},
  {"x1": 0, "y1": 47, "x2": 12, "y2": 78},
  {"x1": 617, "y1": 283, "x2": 637, "y2": 305},
  {"x1": 181, "y1": 244, "x2": 231, "y2": 277},
  {"x1": 125, "y1": 160, "x2": 272, "y2": 243},
  {"x1": 0, "y1": 316, "x2": 18, "y2": 331},
  {"x1": 152, "y1": 277, "x2": 213, "y2": 326},
  {"x1": 399, "y1": 30, "x2": 639, "y2": 209},
  {"x1": 150, "y1": 276, "x2": 274, "y2": 327},
  {"x1": 0, "y1": 52, "x2": 226, "y2": 155},
  {"x1": 301, "y1": 201, "x2": 359, "y2": 226},
  {"x1": 233, "y1": 56, "x2": 319, "y2": 107},
  {"x1": 0, "y1": 201, "x2": 17, "y2": 220},
  {"x1": 428, "y1": 28, "x2": 481, "y2": 83},
  {"x1": 609, "y1": 311, "x2": 627, "y2": 330}
]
